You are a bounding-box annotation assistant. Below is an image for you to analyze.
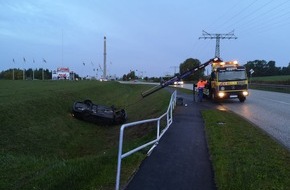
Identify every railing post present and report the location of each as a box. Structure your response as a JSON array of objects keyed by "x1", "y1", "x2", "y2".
[
  {"x1": 157, "y1": 119, "x2": 160, "y2": 140},
  {"x1": 116, "y1": 126, "x2": 125, "y2": 190},
  {"x1": 169, "y1": 98, "x2": 173, "y2": 124}
]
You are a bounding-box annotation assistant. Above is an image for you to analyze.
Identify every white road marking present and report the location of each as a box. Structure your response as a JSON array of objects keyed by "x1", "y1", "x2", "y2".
[{"x1": 261, "y1": 97, "x2": 290, "y2": 105}]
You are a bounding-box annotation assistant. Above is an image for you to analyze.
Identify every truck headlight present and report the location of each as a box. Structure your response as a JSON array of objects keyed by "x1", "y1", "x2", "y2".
[
  {"x1": 218, "y1": 92, "x2": 225, "y2": 98},
  {"x1": 242, "y1": 91, "x2": 249, "y2": 96}
]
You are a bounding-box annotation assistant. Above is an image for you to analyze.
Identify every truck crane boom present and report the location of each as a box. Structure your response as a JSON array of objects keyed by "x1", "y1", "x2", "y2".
[{"x1": 141, "y1": 57, "x2": 221, "y2": 98}]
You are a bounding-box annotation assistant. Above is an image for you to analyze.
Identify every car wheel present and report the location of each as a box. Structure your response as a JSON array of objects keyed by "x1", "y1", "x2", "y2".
[
  {"x1": 82, "y1": 111, "x2": 91, "y2": 121},
  {"x1": 84, "y1": 99, "x2": 92, "y2": 105}
]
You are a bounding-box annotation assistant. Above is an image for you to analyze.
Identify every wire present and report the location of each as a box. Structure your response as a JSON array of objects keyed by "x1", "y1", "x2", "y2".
[
  {"x1": 195, "y1": 0, "x2": 290, "y2": 60},
  {"x1": 224, "y1": 0, "x2": 273, "y2": 31},
  {"x1": 197, "y1": 1, "x2": 260, "y2": 58},
  {"x1": 218, "y1": 0, "x2": 259, "y2": 30},
  {"x1": 205, "y1": 0, "x2": 242, "y2": 31},
  {"x1": 234, "y1": 0, "x2": 290, "y2": 33}
]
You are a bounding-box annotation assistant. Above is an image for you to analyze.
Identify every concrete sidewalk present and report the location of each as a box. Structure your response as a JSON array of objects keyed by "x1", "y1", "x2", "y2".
[{"x1": 125, "y1": 92, "x2": 216, "y2": 190}]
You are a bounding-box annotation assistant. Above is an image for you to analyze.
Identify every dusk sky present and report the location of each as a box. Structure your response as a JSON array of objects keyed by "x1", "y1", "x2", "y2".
[{"x1": 1, "y1": 0, "x2": 290, "y2": 78}]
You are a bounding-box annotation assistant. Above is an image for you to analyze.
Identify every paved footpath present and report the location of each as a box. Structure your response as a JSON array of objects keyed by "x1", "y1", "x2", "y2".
[{"x1": 125, "y1": 91, "x2": 216, "y2": 190}]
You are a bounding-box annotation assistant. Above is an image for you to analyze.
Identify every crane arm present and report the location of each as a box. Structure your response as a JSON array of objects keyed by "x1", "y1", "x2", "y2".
[{"x1": 141, "y1": 57, "x2": 221, "y2": 98}]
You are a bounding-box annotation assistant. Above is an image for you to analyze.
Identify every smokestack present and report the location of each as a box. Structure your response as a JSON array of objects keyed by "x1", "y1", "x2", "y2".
[{"x1": 103, "y1": 36, "x2": 107, "y2": 79}]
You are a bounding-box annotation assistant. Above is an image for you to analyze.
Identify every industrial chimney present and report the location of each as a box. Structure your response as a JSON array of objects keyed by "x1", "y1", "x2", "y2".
[{"x1": 103, "y1": 36, "x2": 107, "y2": 79}]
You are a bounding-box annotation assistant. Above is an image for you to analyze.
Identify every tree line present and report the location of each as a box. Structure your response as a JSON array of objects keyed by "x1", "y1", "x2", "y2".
[
  {"x1": 0, "y1": 68, "x2": 82, "y2": 80},
  {"x1": 243, "y1": 60, "x2": 290, "y2": 77},
  {"x1": 179, "y1": 58, "x2": 290, "y2": 82},
  {"x1": 0, "y1": 68, "x2": 51, "y2": 80},
  {"x1": 2, "y1": 58, "x2": 290, "y2": 80}
]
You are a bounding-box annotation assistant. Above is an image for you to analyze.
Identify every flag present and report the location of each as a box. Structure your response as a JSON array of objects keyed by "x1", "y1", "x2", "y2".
[
  {"x1": 33, "y1": 59, "x2": 35, "y2": 63},
  {"x1": 13, "y1": 58, "x2": 15, "y2": 63},
  {"x1": 43, "y1": 58, "x2": 46, "y2": 63},
  {"x1": 23, "y1": 57, "x2": 26, "y2": 62},
  {"x1": 83, "y1": 62, "x2": 85, "y2": 66}
]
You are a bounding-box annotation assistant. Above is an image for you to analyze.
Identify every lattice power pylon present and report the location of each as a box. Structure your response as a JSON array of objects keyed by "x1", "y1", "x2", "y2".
[{"x1": 199, "y1": 30, "x2": 237, "y2": 58}]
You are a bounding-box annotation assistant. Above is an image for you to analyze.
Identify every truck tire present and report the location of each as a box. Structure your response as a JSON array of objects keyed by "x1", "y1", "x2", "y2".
[
  {"x1": 211, "y1": 90, "x2": 218, "y2": 103},
  {"x1": 239, "y1": 96, "x2": 246, "y2": 103}
]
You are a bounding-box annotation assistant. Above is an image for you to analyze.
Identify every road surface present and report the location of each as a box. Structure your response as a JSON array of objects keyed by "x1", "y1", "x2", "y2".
[
  {"x1": 182, "y1": 83, "x2": 290, "y2": 150},
  {"x1": 119, "y1": 81, "x2": 290, "y2": 150}
]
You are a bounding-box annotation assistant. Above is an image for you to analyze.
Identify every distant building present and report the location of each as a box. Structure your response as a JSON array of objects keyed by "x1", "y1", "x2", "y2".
[{"x1": 52, "y1": 67, "x2": 71, "y2": 80}]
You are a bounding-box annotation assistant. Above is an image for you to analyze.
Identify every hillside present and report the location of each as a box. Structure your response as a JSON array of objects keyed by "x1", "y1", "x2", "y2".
[{"x1": 0, "y1": 80, "x2": 170, "y2": 190}]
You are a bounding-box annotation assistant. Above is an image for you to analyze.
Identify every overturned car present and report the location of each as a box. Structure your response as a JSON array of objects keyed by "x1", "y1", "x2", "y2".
[{"x1": 72, "y1": 99, "x2": 127, "y2": 125}]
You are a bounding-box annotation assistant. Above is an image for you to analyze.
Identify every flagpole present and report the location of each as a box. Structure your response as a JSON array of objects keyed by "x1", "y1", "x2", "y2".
[
  {"x1": 42, "y1": 58, "x2": 46, "y2": 80},
  {"x1": 32, "y1": 59, "x2": 35, "y2": 80},
  {"x1": 23, "y1": 57, "x2": 26, "y2": 80},
  {"x1": 83, "y1": 62, "x2": 85, "y2": 79},
  {"x1": 12, "y1": 59, "x2": 15, "y2": 80}
]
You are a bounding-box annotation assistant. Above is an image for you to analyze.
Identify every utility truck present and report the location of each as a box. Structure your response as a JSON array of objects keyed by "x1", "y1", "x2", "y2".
[
  {"x1": 204, "y1": 59, "x2": 248, "y2": 102},
  {"x1": 141, "y1": 57, "x2": 249, "y2": 102}
]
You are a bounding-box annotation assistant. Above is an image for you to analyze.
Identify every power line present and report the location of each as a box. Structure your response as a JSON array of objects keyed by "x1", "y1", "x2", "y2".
[
  {"x1": 253, "y1": 14, "x2": 290, "y2": 34},
  {"x1": 224, "y1": 0, "x2": 273, "y2": 31},
  {"x1": 194, "y1": 1, "x2": 259, "y2": 59},
  {"x1": 204, "y1": 0, "x2": 242, "y2": 31},
  {"x1": 183, "y1": 1, "x2": 290, "y2": 65},
  {"x1": 230, "y1": 1, "x2": 290, "y2": 33},
  {"x1": 218, "y1": 0, "x2": 259, "y2": 30},
  {"x1": 237, "y1": 1, "x2": 290, "y2": 33}
]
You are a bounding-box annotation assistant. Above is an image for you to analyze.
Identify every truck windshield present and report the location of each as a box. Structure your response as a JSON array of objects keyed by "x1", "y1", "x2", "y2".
[{"x1": 218, "y1": 70, "x2": 247, "y2": 81}]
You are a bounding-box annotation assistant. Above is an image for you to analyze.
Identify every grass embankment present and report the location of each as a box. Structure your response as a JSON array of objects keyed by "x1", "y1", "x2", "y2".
[
  {"x1": 0, "y1": 80, "x2": 170, "y2": 190},
  {"x1": 250, "y1": 75, "x2": 290, "y2": 94},
  {"x1": 202, "y1": 110, "x2": 290, "y2": 190},
  {"x1": 251, "y1": 75, "x2": 290, "y2": 84}
]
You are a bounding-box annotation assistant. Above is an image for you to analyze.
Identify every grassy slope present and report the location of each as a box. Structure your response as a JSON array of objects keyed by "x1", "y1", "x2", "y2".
[
  {"x1": 202, "y1": 110, "x2": 290, "y2": 190},
  {"x1": 251, "y1": 75, "x2": 290, "y2": 84},
  {"x1": 0, "y1": 80, "x2": 170, "y2": 190}
]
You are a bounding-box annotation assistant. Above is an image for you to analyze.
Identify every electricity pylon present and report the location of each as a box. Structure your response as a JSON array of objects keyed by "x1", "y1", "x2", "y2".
[{"x1": 199, "y1": 30, "x2": 237, "y2": 58}]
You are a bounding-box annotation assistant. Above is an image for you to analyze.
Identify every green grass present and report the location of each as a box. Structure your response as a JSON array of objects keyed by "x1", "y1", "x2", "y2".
[
  {"x1": 251, "y1": 75, "x2": 290, "y2": 84},
  {"x1": 3, "y1": 80, "x2": 289, "y2": 190},
  {"x1": 202, "y1": 110, "x2": 290, "y2": 190},
  {"x1": 0, "y1": 80, "x2": 171, "y2": 190},
  {"x1": 249, "y1": 84, "x2": 290, "y2": 94}
]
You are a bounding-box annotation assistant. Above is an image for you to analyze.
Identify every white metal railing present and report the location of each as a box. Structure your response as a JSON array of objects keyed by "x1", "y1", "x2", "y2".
[{"x1": 115, "y1": 90, "x2": 177, "y2": 190}]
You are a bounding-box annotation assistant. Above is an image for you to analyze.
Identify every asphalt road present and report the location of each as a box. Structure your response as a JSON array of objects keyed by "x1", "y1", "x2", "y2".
[
  {"x1": 120, "y1": 81, "x2": 290, "y2": 150},
  {"x1": 221, "y1": 89, "x2": 290, "y2": 150},
  {"x1": 182, "y1": 83, "x2": 290, "y2": 150}
]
